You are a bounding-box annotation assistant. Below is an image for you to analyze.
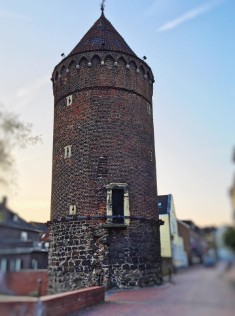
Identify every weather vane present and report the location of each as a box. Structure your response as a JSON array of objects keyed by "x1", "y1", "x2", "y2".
[{"x1": 101, "y1": 0, "x2": 106, "y2": 13}]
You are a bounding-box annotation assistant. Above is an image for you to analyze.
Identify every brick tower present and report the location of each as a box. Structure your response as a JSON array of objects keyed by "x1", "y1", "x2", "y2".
[{"x1": 48, "y1": 7, "x2": 162, "y2": 293}]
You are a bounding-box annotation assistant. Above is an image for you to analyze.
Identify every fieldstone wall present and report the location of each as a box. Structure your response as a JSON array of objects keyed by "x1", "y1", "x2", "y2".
[
  {"x1": 48, "y1": 219, "x2": 162, "y2": 294},
  {"x1": 108, "y1": 220, "x2": 162, "y2": 288},
  {"x1": 48, "y1": 220, "x2": 109, "y2": 294}
]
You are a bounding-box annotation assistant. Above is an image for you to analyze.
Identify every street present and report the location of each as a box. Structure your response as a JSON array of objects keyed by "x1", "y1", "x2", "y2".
[{"x1": 81, "y1": 264, "x2": 235, "y2": 316}]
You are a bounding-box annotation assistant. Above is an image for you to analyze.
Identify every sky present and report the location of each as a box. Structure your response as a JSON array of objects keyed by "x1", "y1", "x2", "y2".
[{"x1": 0, "y1": 0, "x2": 234, "y2": 227}]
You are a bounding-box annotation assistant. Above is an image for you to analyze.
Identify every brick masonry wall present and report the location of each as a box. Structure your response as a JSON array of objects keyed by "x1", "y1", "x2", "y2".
[
  {"x1": 0, "y1": 286, "x2": 104, "y2": 316},
  {"x1": 51, "y1": 52, "x2": 157, "y2": 220},
  {"x1": 49, "y1": 37, "x2": 161, "y2": 292},
  {"x1": 41, "y1": 286, "x2": 104, "y2": 316},
  {"x1": 5, "y1": 270, "x2": 48, "y2": 296},
  {"x1": 52, "y1": 53, "x2": 153, "y2": 104},
  {"x1": 51, "y1": 88, "x2": 157, "y2": 219},
  {"x1": 0, "y1": 299, "x2": 35, "y2": 316}
]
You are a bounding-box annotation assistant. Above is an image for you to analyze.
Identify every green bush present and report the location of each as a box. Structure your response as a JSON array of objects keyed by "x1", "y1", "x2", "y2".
[{"x1": 224, "y1": 227, "x2": 235, "y2": 252}]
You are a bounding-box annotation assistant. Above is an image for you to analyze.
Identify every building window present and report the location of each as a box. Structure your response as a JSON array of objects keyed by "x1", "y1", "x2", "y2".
[
  {"x1": 10, "y1": 259, "x2": 15, "y2": 272},
  {"x1": 147, "y1": 104, "x2": 151, "y2": 115},
  {"x1": 15, "y1": 258, "x2": 22, "y2": 272},
  {"x1": 105, "y1": 183, "x2": 130, "y2": 225},
  {"x1": 69, "y1": 205, "x2": 76, "y2": 215},
  {"x1": 0, "y1": 258, "x2": 7, "y2": 272},
  {"x1": 64, "y1": 145, "x2": 72, "y2": 158},
  {"x1": 21, "y1": 231, "x2": 28, "y2": 241},
  {"x1": 66, "y1": 95, "x2": 73, "y2": 106},
  {"x1": 32, "y1": 259, "x2": 38, "y2": 270},
  {"x1": 171, "y1": 219, "x2": 177, "y2": 234},
  {"x1": 112, "y1": 189, "x2": 124, "y2": 223},
  {"x1": 13, "y1": 215, "x2": 18, "y2": 222}
]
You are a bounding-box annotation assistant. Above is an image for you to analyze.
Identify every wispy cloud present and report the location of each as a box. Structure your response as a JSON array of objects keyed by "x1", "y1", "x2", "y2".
[
  {"x1": 0, "y1": 75, "x2": 50, "y2": 116},
  {"x1": 15, "y1": 76, "x2": 50, "y2": 111},
  {"x1": 17, "y1": 76, "x2": 49, "y2": 98},
  {"x1": 0, "y1": 9, "x2": 31, "y2": 21},
  {"x1": 157, "y1": 0, "x2": 224, "y2": 32},
  {"x1": 144, "y1": 0, "x2": 164, "y2": 18}
]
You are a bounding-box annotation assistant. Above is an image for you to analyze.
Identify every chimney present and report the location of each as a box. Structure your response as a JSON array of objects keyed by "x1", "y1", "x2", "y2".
[{"x1": 1, "y1": 196, "x2": 7, "y2": 207}]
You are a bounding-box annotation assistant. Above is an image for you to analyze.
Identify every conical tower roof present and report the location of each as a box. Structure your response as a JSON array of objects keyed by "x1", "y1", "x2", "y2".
[{"x1": 68, "y1": 12, "x2": 136, "y2": 57}]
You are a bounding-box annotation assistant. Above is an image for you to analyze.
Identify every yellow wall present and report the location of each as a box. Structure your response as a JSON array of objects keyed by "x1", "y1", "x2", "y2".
[{"x1": 159, "y1": 215, "x2": 172, "y2": 258}]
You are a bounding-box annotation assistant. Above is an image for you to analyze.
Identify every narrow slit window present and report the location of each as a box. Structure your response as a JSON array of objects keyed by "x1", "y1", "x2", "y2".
[
  {"x1": 64, "y1": 145, "x2": 72, "y2": 158},
  {"x1": 66, "y1": 95, "x2": 73, "y2": 106},
  {"x1": 69, "y1": 205, "x2": 76, "y2": 215}
]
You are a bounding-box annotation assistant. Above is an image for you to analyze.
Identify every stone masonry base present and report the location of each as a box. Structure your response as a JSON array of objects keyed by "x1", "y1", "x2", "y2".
[{"x1": 48, "y1": 219, "x2": 162, "y2": 293}]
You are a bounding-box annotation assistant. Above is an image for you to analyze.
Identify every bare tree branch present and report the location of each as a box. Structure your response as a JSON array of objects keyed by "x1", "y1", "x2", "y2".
[{"x1": 0, "y1": 106, "x2": 42, "y2": 187}]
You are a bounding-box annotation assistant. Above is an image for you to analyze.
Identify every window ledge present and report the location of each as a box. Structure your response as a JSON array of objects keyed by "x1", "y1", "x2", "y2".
[{"x1": 102, "y1": 223, "x2": 128, "y2": 229}]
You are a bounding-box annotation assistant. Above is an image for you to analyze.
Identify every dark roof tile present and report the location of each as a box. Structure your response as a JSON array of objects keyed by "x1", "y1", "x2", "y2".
[
  {"x1": 68, "y1": 13, "x2": 136, "y2": 57},
  {"x1": 0, "y1": 202, "x2": 40, "y2": 232}
]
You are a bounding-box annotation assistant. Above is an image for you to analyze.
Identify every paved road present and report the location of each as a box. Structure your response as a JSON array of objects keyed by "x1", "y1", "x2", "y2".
[{"x1": 80, "y1": 264, "x2": 235, "y2": 316}]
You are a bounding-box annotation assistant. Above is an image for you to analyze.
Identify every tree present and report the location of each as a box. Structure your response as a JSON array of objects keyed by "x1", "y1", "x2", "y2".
[
  {"x1": 223, "y1": 227, "x2": 235, "y2": 252},
  {"x1": 0, "y1": 106, "x2": 42, "y2": 187}
]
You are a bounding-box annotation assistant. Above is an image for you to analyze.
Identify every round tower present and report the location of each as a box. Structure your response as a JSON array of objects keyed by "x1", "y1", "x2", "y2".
[{"x1": 48, "y1": 10, "x2": 162, "y2": 293}]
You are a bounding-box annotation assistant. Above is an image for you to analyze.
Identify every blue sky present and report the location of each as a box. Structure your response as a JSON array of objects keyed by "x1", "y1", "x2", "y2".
[{"x1": 0, "y1": 0, "x2": 234, "y2": 226}]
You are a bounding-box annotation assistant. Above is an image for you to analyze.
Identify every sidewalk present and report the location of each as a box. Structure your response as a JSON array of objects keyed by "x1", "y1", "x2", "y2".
[{"x1": 80, "y1": 264, "x2": 235, "y2": 316}]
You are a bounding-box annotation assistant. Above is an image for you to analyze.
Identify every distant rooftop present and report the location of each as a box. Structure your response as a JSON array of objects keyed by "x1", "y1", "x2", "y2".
[
  {"x1": 181, "y1": 220, "x2": 201, "y2": 232},
  {"x1": 0, "y1": 197, "x2": 42, "y2": 233}
]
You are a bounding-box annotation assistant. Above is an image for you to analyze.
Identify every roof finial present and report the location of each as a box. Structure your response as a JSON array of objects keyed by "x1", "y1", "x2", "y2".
[{"x1": 101, "y1": 0, "x2": 105, "y2": 14}]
